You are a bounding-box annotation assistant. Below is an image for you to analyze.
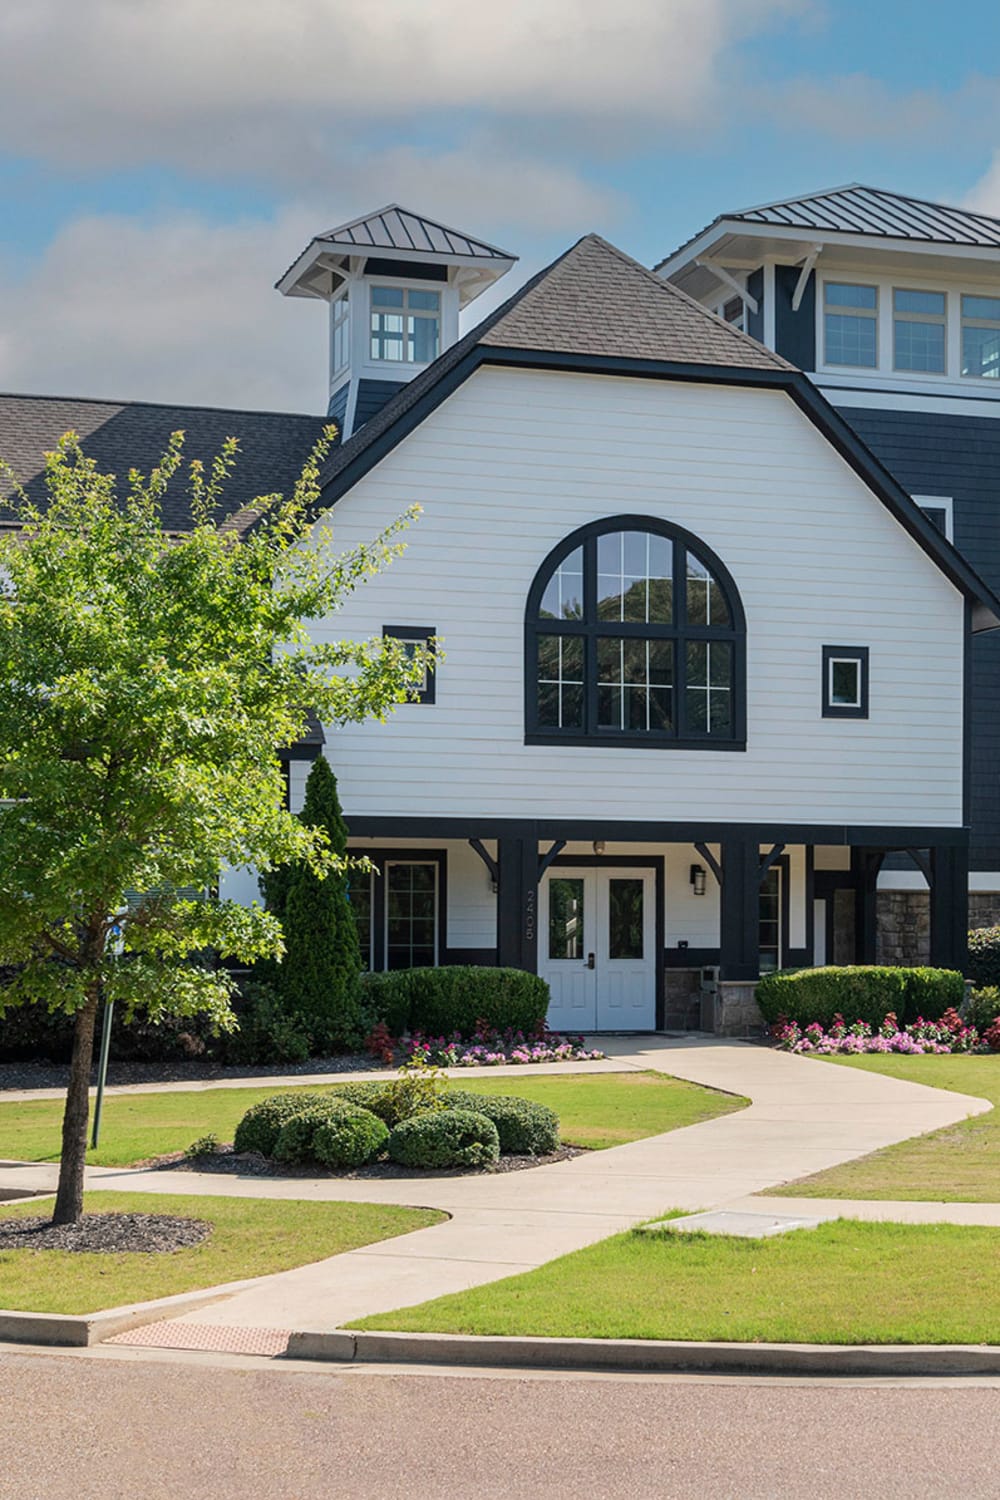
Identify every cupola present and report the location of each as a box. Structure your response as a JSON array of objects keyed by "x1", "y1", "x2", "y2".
[{"x1": 276, "y1": 205, "x2": 517, "y2": 438}]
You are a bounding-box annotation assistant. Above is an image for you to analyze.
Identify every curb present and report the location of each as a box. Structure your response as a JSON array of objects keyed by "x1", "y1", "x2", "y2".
[
  {"x1": 285, "y1": 1329, "x2": 1000, "y2": 1377},
  {"x1": 0, "y1": 1278, "x2": 262, "y2": 1349}
]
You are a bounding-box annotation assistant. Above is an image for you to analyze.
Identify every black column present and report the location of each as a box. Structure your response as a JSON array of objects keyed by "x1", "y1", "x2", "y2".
[
  {"x1": 496, "y1": 827, "x2": 539, "y2": 973},
  {"x1": 719, "y1": 840, "x2": 760, "y2": 980},
  {"x1": 851, "y1": 848, "x2": 880, "y2": 964},
  {"x1": 930, "y1": 843, "x2": 969, "y2": 973}
]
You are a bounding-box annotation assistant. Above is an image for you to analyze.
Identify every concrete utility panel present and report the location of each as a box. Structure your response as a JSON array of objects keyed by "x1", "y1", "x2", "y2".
[{"x1": 643, "y1": 1210, "x2": 822, "y2": 1239}]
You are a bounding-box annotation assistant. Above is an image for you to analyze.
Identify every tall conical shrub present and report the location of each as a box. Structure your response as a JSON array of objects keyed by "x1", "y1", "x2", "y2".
[{"x1": 266, "y1": 757, "x2": 362, "y2": 1050}]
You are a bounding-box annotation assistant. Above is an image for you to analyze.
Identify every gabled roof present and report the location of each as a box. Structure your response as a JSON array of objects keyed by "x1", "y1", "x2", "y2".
[
  {"x1": 657, "y1": 183, "x2": 1000, "y2": 271},
  {"x1": 313, "y1": 205, "x2": 514, "y2": 261},
  {"x1": 0, "y1": 392, "x2": 327, "y2": 534},
  {"x1": 299, "y1": 232, "x2": 1000, "y2": 633}
]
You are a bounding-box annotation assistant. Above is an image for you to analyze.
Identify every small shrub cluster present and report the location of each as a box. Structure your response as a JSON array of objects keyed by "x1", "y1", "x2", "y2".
[
  {"x1": 387, "y1": 1109, "x2": 500, "y2": 1169},
  {"x1": 232, "y1": 1091, "x2": 388, "y2": 1169},
  {"x1": 771, "y1": 1008, "x2": 1000, "y2": 1055},
  {"x1": 964, "y1": 986, "x2": 1000, "y2": 1032},
  {"x1": 968, "y1": 927, "x2": 1000, "y2": 989},
  {"x1": 756, "y1": 966, "x2": 964, "y2": 1030},
  {"x1": 445, "y1": 1091, "x2": 559, "y2": 1155},
  {"x1": 360, "y1": 967, "x2": 549, "y2": 1040}
]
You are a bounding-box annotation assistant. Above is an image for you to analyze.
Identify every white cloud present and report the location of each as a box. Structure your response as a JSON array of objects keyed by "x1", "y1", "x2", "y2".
[
  {"x1": 0, "y1": 0, "x2": 804, "y2": 185},
  {"x1": 964, "y1": 152, "x2": 1000, "y2": 215},
  {"x1": 760, "y1": 74, "x2": 946, "y2": 143}
]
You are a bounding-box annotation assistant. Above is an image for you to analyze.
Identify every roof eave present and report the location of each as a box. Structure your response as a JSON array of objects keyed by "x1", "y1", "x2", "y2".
[{"x1": 656, "y1": 219, "x2": 1000, "y2": 279}]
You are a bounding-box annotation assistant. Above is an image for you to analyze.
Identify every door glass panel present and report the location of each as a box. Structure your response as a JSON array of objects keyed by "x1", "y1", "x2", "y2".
[
  {"x1": 608, "y1": 879, "x2": 643, "y2": 959},
  {"x1": 759, "y1": 866, "x2": 780, "y2": 975},
  {"x1": 386, "y1": 862, "x2": 437, "y2": 970},
  {"x1": 549, "y1": 878, "x2": 585, "y2": 960}
]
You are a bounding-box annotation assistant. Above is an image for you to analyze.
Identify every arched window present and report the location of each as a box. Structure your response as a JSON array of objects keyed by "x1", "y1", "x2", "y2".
[{"x1": 525, "y1": 516, "x2": 746, "y2": 749}]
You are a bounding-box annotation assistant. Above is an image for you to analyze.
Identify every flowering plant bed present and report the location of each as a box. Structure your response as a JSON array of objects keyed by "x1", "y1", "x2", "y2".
[
  {"x1": 365, "y1": 1021, "x2": 605, "y2": 1068},
  {"x1": 771, "y1": 1008, "x2": 1000, "y2": 1056}
]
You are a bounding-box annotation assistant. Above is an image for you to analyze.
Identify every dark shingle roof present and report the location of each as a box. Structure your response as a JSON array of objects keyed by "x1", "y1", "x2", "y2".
[
  {"x1": 316, "y1": 233, "x2": 791, "y2": 496},
  {"x1": 657, "y1": 183, "x2": 1000, "y2": 270},
  {"x1": 0, "y1": 393, "x2": 328, "y2": 533},
  {"x1": 314, "y1": 205, "x2": 513, "y2": 260}
]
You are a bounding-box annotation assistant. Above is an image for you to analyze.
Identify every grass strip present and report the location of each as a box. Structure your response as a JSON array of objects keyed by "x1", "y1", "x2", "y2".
[
  {"x1": 0, "y1": 1071, "x2": 746, "y2": 1167},
  {"x1": 351, "y1": 1218, "x2": 1000, "y2": 1345},
  {"x1": 0, "y1": 1190, "x2": 443, "y2": 1314},
  {"x1": 771, "y1": 1055, "x2": 999, "y2": 1203}
]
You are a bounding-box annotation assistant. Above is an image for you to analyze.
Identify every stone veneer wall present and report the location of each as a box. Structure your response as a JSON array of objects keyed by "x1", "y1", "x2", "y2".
[
  {"x1": 876, "y1": 892, "x2": 930, "y2": 966},
  {"x1": 970, "y1": 893, "x2": 1000, "y2": 929},
  {"x1": 664, "y1": 968, "x2": 702, "y2": 1030}
]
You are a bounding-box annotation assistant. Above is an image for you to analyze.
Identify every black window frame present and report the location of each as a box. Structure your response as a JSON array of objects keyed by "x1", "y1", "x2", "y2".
[
  {"x1": 524, "y1": 515, "x2": 747, "y2": 751},
  {"x1": 347, "y1": 847, "x2": 447, "y2": 972},
  {"x1": 822, "y1": 645, "x2": 869, "y2": 720},
  {"x1": 383, "y1": 624, "x2": 436, "y2": 705}
]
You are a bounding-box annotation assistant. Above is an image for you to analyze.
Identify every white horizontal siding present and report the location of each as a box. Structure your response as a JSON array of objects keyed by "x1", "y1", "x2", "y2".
[{"x1": 306, "y1": 366, "x2": 965, "y2": 828}]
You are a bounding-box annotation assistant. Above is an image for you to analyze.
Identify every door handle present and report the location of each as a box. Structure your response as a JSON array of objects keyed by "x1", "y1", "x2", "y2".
[{"x1": 586, "y1": 952, "x2": 595, "y2": 970}]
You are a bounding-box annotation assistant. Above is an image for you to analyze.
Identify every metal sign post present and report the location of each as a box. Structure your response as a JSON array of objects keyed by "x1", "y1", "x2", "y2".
[{"x1": 90, "y1": 995, "x2": 114, "y2": 1151}]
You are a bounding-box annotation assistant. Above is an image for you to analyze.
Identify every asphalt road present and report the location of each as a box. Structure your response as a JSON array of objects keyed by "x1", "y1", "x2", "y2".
[{"x1": 2, "y1": 1349, "x2": 999, "y2": 1499}]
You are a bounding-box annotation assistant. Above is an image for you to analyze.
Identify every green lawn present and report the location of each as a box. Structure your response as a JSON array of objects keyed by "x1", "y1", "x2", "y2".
[
  {"x1": 0, "y1": 1191, "x2": 443, "y2": 1314},
  {"x1": 351, "y1": 1219, "x2": 1000, "y2": 1345},
  {"x1": 0, "y1": 1071, "x2": 746, "y2": 1167},
  {"x1": 771, "y1": 1054, "x2": 1000, "y2": 1203}
]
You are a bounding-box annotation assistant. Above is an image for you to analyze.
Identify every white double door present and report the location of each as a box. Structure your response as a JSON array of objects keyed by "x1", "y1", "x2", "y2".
[{"x1": 539, "y1": 866, "x2": 656, "y2": 1033}]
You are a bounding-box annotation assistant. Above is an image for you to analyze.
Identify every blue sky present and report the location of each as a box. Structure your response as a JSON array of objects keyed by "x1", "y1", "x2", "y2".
[{"x1": 0, "y1": 0, "x2": 998, "y2": 412}]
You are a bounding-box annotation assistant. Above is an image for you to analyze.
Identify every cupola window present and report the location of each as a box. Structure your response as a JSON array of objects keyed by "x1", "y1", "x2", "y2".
[{"x1": 370, "y1": 286, "x2": 441, "y2": 364}]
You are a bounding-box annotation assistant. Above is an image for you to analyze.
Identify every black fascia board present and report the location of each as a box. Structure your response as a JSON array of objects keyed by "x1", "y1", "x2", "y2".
[{"x1": 309, "y1": 342, "x2": 1000, "y2": 631}]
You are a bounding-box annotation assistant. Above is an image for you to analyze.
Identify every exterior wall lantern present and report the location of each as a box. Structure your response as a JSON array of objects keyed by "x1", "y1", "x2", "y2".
[
  {"x1": 592, "y1": 839, "x2": 606, "y2": 856},
  {"x1": 689, "y1": 863, "x2": 707, "y2": 896}
]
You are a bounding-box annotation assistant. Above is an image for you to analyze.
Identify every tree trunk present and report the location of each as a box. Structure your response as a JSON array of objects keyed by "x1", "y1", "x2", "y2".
[{"x1": 51, "y1": 992, "x2": 100, "y2": 1226}]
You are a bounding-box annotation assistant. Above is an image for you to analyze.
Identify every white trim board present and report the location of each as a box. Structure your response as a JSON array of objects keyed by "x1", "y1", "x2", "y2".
[{"x1": 878, "y1": 871, "x2": 1000, "y2": 892}]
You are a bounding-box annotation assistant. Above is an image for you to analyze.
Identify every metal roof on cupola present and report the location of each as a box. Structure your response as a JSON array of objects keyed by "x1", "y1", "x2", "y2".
[{"x1": 276, "y1": 204, "x2": 517, "y2": 307}]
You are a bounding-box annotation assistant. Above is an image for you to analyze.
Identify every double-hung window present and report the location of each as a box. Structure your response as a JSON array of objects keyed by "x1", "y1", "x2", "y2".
[
  {"x1": 893, "y1": 289, "x2": 946, "y2": 373},
  {"x1": 330, "y1": 296, "x2": 350, "y2": 373},
  {"x1": 370, "y1": 286, "x2": 441, "y2": 364},
  {"x1": 823, "y1": 283, "x2": 877, "y2": 367},
  {"x1": 961, "y1": 295, "x2": 1000, "y2": 380}
]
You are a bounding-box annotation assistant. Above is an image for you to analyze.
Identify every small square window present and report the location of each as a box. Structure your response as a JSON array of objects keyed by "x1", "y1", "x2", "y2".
[
  {"x1": 383, "y1": 625, "x2": 436, "y2": 704},
  {"x1": 822, "y1": 646, "x2": 869, "y2": 720}
]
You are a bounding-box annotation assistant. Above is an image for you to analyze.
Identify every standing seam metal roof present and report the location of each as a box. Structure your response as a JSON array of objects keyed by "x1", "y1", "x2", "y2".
[{"x1": 316, "y1": 204, "x2": 514, "y2": 260}]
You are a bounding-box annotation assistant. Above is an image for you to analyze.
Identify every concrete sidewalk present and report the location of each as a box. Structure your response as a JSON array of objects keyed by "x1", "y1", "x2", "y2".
[{"x1": 7, "y1": 1034, "x2": 989, "y2": 1341}]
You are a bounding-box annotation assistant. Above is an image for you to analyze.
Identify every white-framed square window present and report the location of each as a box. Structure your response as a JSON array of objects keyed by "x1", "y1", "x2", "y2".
[
  {"x1": 823, "y1": 282, "x2": 878, "y2": 368},
  {"x1": 822, "y1": 645, "x2": 869, "y2": 719},
  {"x1": 370, "y1": 286, "x2": 441, "y2": 364},
  {"x1": 893, "y1": 288, "x2": 946, "y2": 374},
  {"x1": 383, "y1": 624, "x2": 436, "y2": 704},
  {"x1": 914, "y1": 495, "x2": 954, "y2": 543}
]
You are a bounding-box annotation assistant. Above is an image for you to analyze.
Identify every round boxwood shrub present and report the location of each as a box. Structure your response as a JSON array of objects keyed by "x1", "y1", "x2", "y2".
[
  {"x1": 326, "y1": 1080, "x2": 396, "y2": 1123},
  {"x1": 445, "y1": 1091, "x2": 559, "y2": 1155},
  {"x1": 387, "y1": 1109, "x2": 500, "y2": 1170},
  {"x1": 232, "y1": 1092, "x2": 327, "y2": 1157},
  {"x1": 756, "y1": 966, "x2": 964, "y2": 1030},
  {"x1": 312, "y1": 1109, "x2": 389, "y2": 1169},
  {"x1": 272, "y1": 1098, "x2": 361, "y2": 1165}
]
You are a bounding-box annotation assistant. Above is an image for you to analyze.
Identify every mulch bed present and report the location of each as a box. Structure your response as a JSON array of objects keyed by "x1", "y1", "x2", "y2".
[
  {"x1": 152, "y1": 1144, "x2": 588, "y2": 1179},
  {"x1": 0, "y1": 1211, "x2": 212, "y2": 1254}
]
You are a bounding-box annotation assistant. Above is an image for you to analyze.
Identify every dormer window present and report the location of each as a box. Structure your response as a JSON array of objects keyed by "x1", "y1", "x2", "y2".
[
  {"x1": 823, "y1": 283, "x2": 877, "y2": 368},
  {"x1": 961, "y1": 295, "x2": 1000, "y2": 380},
  {"x1": 370, "y1": 286, "x2": 441, "y2": 364}
]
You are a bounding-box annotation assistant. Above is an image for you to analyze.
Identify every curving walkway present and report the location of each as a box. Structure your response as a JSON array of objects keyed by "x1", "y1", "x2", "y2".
[{"x1": 2, "y1": 1036, "x2": 995, "y2": 1340}]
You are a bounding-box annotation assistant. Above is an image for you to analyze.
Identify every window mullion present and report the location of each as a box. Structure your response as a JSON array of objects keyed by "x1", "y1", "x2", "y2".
[{"x1": 584, "y1": 538, "x2": 598, "y2": 734}]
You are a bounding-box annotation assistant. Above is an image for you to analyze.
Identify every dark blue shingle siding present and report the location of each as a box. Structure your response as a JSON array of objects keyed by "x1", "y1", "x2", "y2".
[{"x1": 838, "y1": 404, "x2": 1000, "y2": 870}]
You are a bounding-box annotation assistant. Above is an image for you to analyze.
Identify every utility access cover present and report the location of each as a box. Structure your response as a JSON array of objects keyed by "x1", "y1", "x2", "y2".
[{"x1": 642, "y1": 1210, "x2": 821, "y2": 1239}]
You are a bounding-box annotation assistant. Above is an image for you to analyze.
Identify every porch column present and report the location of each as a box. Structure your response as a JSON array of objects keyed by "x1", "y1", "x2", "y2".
[
  {"x1": 719, "y1": 840, "x2": 760, "y2": 981},
  {"x1": 930, "y1": 843, "x2": 969, "y2": 973},
  {"x1": 496, "y1": 828, "x2": 539, "y2": 973},
  {"x1": 851, "y1": 848, "x2": 881, "y2": 964}
]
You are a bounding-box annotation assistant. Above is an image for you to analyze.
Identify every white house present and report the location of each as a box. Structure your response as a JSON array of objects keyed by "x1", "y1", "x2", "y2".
[{"x1": 3, "y1": 201, "x2": 999, "y2": 1032}]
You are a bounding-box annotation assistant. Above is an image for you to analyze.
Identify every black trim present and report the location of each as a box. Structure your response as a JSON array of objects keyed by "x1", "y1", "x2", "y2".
[
  {"x1": 308, "y1": 339, "x2": 1000, "y2": 631},
  {"x1": 348, "y1": 846, "x2": 447, "y2": 972},
  {"x1": 468, "y1": 837, "x2": 498, "y2": 886},
  {"x1": 547, "y1": 854, "x2": 666, "y2": 1029},
  {"x1": 524, "y1": 514, "x2": 747, "y2": 750},
  {"x1": 443, "y1": 947, "x2": 497, "y2": 966},
  {"x1": 822, "y1": 645, "x2": 870, "y2": 719},
  {"x1": 347, "y1": 815, "x2": 972, "y2": 848},
  {"x1": 383, "y1": 624, "x2": 436, "y2": 704},
  {"x1": 364, "y1": 258, "x2": 449, "y2": 282}
]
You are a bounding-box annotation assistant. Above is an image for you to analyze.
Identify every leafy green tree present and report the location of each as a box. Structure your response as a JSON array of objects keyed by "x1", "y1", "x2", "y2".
[
  {"x1": 263, "y1": 756, "x2": 362, "y2": 1049},
  {"x1": 0, "y1": 431, "x2": 425, "y2": 1223}
]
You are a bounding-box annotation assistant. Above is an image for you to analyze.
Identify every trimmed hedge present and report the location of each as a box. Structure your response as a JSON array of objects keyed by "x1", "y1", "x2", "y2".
[
  {"x1": 360, "y1": 965, "x2": 549, "y2": 1039},
  {"x1": 387, "y1": 1109, "x2": 500, "y2": 1170},
  {"x1": 273, "y1": 1098, "x2": 362, "y2": 1165},
  {"x1": 313, "y1": 1110, "x2": 389, "y2": 1170},
  {"x1": 232, "y1": 1092, "x2": 326, "y2": 1157},
  {"x1": 756, "y1": 965, "x2": 965, "y2": 1029},
  {"x1": 445, "y1": 1091, "x2": 560, "y2": 1156},
  {"x1": 968, "y1": 928, "x2": 1000, "y2": 989}
]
